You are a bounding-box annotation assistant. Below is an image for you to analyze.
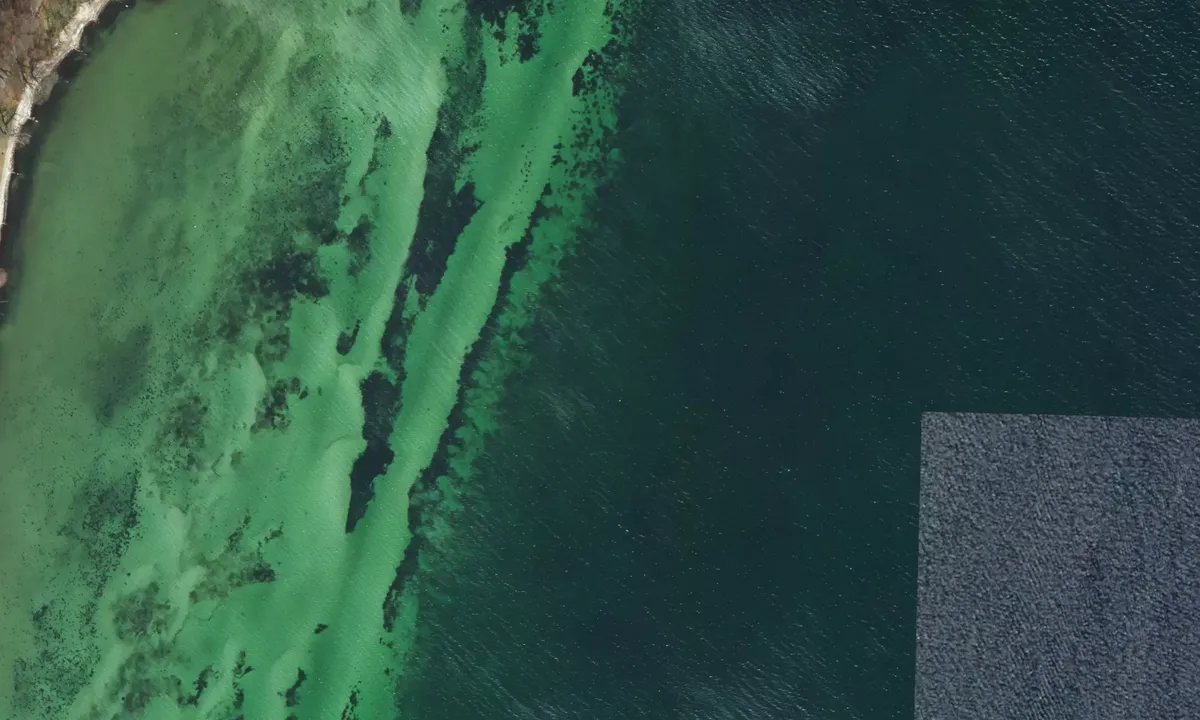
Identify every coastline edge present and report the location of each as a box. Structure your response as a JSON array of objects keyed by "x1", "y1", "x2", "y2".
[{"x1": 0, "y1": 0, "x2": 115, "y2": 252}]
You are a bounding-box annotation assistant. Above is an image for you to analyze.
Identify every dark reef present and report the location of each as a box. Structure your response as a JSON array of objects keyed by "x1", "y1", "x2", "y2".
[
  {"x1": 345, "y1": 370, "x2": 401, "y2": 533},
  {"x1": 404, "y1": 20, "x2": 486, "y2": 299},
  {"x1": 337, "y1": 320, "x2": 361, "y2": 355}
]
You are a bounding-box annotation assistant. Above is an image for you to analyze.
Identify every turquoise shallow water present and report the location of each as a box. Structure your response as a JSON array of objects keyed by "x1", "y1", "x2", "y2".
[
  {"x1": 8, "y1": 0, "x2": 1200, "y2": 717},
  {"x1": 0, "y1": 0, "x2": 632, "y2": 716}
]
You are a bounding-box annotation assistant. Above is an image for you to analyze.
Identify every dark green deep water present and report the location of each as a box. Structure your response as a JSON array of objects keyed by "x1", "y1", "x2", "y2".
[{"x1": 404, "y1": 0, "x2": 1200, "y2": 717}]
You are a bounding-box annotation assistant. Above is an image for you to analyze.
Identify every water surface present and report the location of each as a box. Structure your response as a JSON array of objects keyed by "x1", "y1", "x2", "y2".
[{"x1": 5, "y1": 0, "x2": 1200, "y2": 718}]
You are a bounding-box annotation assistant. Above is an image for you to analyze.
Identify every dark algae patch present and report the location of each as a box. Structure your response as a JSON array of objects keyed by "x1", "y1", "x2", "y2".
[
  {"x1": 347, "y1": 252, "x2": 418, "y2": 532},
  {"x1": 465, "y1": 0, "x2": 546, "y2": 61},
  {"x1": 112, "y1": 582, "x2": 172, "y2": 642},
  {"x1": 337, "y1": 320, "x2": 361, "y2": 355},
  {"x1": 405, "y1": 20, "x2": 486, "y2": 299},
  {"x1": 177, "y1": 665, "x2": 214, "y2": 707},
  {"x1": 250, "y1": 250, "x2": 331, "y2": 307},
  {"x1": 346, "y1": 214, "x2": 373, "y2": 276},
  {"x1": 342, "y1": 688, "x2": 361, "y2": 720},
  {"x1": 253, "y1": 377, "x2": 305, "y2": 432},
  {"x1": 345, "y1": 371, "x2": 401, "y2": 533},
  {"x1": 94, "y1": 323, "x2": 153, "y2": 424},
  {"x1": 284, "y1": 668, "x2": 307, "y2": 707},
  {"x1": 379, "y1": 278, "x2": 414, "y2": 374}
]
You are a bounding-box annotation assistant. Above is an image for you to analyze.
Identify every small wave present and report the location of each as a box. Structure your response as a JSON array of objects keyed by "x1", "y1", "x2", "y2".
[{"x1": 667, "y1": 0, "x2": 852, "y2": 118}]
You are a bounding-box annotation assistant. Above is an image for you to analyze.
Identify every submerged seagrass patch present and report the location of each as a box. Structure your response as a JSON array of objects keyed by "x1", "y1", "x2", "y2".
[{"x1": 917, "y1": 413, "x2": 1200, "y2": 719}]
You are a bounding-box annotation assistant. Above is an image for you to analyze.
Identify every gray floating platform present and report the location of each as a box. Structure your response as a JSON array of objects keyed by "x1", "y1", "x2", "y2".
[{"x1": 917, "y1": 413, "x2": 1200, "y2": 719}]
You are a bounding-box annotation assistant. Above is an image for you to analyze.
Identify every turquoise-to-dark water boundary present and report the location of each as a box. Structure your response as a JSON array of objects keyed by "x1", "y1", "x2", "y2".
[{"x1": 403, "y1": 0, "x2": 1200, "y2": 717}]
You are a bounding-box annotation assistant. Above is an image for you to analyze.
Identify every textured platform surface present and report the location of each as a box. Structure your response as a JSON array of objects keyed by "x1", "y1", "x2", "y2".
[{"x1": 918, "y1": 413, "x2": 1200, "y2": 719}]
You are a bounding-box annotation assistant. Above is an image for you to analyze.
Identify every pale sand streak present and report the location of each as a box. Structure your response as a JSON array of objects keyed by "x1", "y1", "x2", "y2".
[{"x1": 0, "y1": 0, "x2": 113, "y2": 251}]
